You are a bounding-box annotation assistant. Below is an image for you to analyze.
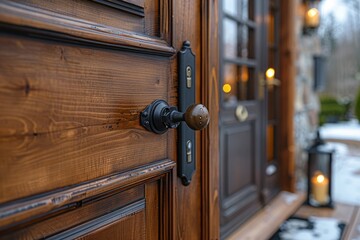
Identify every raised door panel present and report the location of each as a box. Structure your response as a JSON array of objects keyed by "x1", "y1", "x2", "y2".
[
  {"x1": 0, "y1": 33, "x2": 170, "y2": 203},
  {"x1": 220, "y1": 121, "x2": 261, "y2": 236},
  {"x1": 225, "y1": 125, "x2": 253, "y2": 196},
  {"x1": 1, "y1": 178, "x2": 170, "y2": 239}
]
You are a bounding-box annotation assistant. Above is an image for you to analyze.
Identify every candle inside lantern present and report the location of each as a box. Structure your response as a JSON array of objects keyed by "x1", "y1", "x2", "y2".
[{"x1": 311, "y1": 172, "x2": 329, "y2": 204}]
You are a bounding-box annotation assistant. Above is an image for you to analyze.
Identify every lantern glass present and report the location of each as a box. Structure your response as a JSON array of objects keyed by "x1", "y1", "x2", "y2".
[
  {"x1": 307, "y1": 144, "x2": 334, "y2": 208},
  {"x1": 303, "y1": 0, "x2": 321, "y2": 31}
]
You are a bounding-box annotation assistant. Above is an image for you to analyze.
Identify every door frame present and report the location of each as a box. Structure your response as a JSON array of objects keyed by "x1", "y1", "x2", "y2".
[
  {"x1": 278, "y1": 0, "x2": 296, "y2": 192},
  {"x1": 200, "y1": 0, "x2": 220, "y2": 239}
]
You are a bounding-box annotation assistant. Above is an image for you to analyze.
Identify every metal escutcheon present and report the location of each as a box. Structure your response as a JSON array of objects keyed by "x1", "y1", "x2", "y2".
[{"x1": 235, "y1": 105, "x2": 248, "y2": 122}]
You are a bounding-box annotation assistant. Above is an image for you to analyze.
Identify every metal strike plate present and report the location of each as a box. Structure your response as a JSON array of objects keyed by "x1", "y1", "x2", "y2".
[{"x1": 178, "y1": 41, "x2": 195, "y2": 186}]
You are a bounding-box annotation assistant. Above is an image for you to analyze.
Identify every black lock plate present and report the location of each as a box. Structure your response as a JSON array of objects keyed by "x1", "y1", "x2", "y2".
[{"x1": 178, "y1": 41, "x2": 195, "y2": 186}]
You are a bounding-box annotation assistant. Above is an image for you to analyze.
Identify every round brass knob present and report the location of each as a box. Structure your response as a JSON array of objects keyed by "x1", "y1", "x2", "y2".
[
  {"x1": 184, "y1": 104, "x2": 210, "y2": 130},
  {"x1": 140, "y1": 100, "x2": 210, "y2": 134}
]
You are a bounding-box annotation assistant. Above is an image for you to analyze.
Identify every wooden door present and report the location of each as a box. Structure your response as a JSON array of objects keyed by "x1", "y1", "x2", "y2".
[
  {"x1": 0, "y1": 0, "x2": 219, "y2": 239},
  {"x1": 219, "y1": 0, "x2": 265, "y2": 237}
]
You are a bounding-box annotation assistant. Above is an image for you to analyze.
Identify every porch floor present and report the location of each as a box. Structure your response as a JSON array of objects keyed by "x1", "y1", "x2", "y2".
[
  {"x1": 226, "y1": 194, "x2": 360, "y2": 240},
  {"x1": 226, "y1": 191, "x2": 306, "y2": 240}
]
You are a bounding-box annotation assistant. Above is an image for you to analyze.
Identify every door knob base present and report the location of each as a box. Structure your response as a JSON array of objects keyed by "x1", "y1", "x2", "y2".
[{"x1": 141, "y1": 99, "x2": 174, "y2": 134}]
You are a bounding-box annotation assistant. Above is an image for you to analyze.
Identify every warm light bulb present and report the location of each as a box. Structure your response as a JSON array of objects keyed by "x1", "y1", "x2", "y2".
[
  {"x1": 223, "y1": 83, "x2": 232, "y2": 93},
  {"x1": 307, "y1": 8, "x2": 319, "y2": 18},
  {"x1": 266, "y1": 68, "x2": 275, "y2": 80},
  {"x1": 316, "y1": 174, "x2": 325, "y2": 183}
]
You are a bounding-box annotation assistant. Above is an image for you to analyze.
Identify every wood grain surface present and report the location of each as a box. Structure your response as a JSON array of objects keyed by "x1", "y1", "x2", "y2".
[
  {"x1": 0, "y1": 159, "x2": 174, "y2": 229},
  {"x1": 279, "y1": 0, "x2": 297, "y2": 192},
  {"x1": 0, "y1": 33, "x2": 172, "y2": 204}
]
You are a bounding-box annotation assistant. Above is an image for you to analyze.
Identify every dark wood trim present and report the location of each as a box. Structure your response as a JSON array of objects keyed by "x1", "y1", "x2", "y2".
[
  {"x1": 161, "y1": 168, "x2": 175, "y2": 240},
  {"x1": 47, "y1": 200, "x2": 145, "y2": 239},
  {"x1": 0, "y1": 159, "x2": 175, "y2": 228},
  {"x1": 279, "y1": 0, "x2": 297, "y2": 192},
  {"x1": 201, "y1": 0, "x2": 220, "y2": 239},
  {"x1": 160, "y1": 0, "x2": 172, "y2": 45},
  {"x1": 92, "y1": 0, "x2": 145, "y2": 17},
  {"x1": 0, "y1": 0, "x2": 175, "y2": 56}
]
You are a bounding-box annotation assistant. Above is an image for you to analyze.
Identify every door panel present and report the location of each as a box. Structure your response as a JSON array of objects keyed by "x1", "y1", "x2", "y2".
[
  {"x1": 0, "y1": 0, "x2": 211, "y2": 239},
  {"x1": 225, "y1": 125, "x2": 253, "y2": 195}
]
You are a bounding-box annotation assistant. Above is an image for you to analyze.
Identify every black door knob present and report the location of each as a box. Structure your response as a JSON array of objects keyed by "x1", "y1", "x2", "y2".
[{"x1": 141, "y1": 100, "x2": 210, "y2": 134}]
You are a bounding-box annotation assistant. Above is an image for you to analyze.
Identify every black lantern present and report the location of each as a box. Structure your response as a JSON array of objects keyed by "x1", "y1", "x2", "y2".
[{"x1": 306, "y1": 131, "x2": 334, "y2": 208}]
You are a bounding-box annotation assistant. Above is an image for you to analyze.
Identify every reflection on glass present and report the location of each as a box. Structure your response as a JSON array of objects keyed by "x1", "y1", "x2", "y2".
[
  {"x1": 239, "y1": 66, "x2": 248, "y2": 100},
  {"x1": 223, "y1": 19, "x2": 238, "y2": 58},
  {"x1": 268, "y1": 50, "x2": 275, "y2": 69},
  {"x1": 240, "y1": 65, "x2": 248, "y2": 82},
  {"x1": 268, "y1": 86, "x2": 275, "y2": 120},
  {"x1": 240, "y1": 0, "x2": 249, "y2": 20},
  {"x1": 223, "y1": 64, "x2": 237, "y2": 103},
  {"x1": 268, "y1": 13, "x2": 275, "y2": 44},
  {"x1": 240, "y1": 26, "x2": 248, "y2": 58},
  {"x1": 223, "y1": 0, "x2": 237, "y2": 16}
]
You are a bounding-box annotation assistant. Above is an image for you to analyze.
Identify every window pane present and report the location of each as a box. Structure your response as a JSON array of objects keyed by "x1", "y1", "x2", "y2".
[
  {"x1": 248, "y1": 28, "x2": 255, "y2": 59},
  {"x1": 240, "y1": 0, "x2": 249, "y2": 20},
  {"x1": 239, "y1": 26, "x2": 248, "y2": 58},
  {"x1": 268, "y1": 87, "x2": 275, "y2": 120},
  {"x1": 223, "y1": 64, "x2": 238, "y2": 103},
  {"x1": 268, "y1": 13, "x2": 275, "y2": 45},
  {"x1": 239, "y1": 65, "x2": 249, "y2": 100},
  {"x1": 268, "y1": 49, "x2": 275, "y2": 68},
  {"x1": 222, "y1": 64, "x2": 255, "y2": 103},
  {"x1": 223, "y1": 19, "x2": 238, "y2": 59},
  {"x1": 223, "y1": 0, "x2": 237, "y2": 16}
]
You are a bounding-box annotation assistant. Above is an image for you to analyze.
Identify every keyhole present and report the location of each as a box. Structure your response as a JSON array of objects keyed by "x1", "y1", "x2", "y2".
[
  {"x1": 186, "y1": 66, "x2": 192, "y2": 88},
  {"x1": 186, "y1": 140, "x2": 192, "y2": 163}
]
